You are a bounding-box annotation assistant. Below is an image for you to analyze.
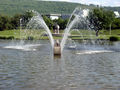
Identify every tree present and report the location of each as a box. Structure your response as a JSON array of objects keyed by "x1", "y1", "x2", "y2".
[
  {"x1": 88, "y1": 8, "x2": 115, "y2": 36},
  {"x1": 11, "y1": 11, "x2": 34, "y2": 29},
  {"x1": 11, "y1": 14, "x2": 22, "y2": 29},
  {"x1": 53, "y1": 17, "x2": 68, "y2": 30},
  {"x1": 0, "y1": 15, "x2": 12, "y2": 30},
  {"x1": 112, "y1": 18, "x2": 120, "y2": 29},
  {"x1": 22, "y1": 11, "x2": 34, "y2": 28},
  {"x1": 43, "y1": 15, "x2": 54, "y2": 30}
]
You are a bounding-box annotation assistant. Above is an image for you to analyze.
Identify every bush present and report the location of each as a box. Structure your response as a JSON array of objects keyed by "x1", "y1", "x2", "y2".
[
  {"x1": 0, "y1": 36, "x2": 7, "y2": 39},
  {"x1": 27, "y1": 36, "x2": 34, "y2": 40},
  {"x1": 109, "y1": 36, "x2": 119, "y2": 41},
  {"x1": 0, "y1": 36, "x2": 14, "y2": 39},
  {"x1": 7, "y1": 36, "x2": 14, "y2": 39}
]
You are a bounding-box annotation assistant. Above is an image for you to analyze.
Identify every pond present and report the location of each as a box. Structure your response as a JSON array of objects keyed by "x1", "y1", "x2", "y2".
[{"x1": 0, "y1": 40, "x2": 120, "y2": 90}]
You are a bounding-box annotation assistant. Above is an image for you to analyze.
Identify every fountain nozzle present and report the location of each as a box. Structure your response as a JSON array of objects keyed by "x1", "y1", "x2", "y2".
[{"x1": 54, "y1": 40, "x2": 61, "y2": 55}]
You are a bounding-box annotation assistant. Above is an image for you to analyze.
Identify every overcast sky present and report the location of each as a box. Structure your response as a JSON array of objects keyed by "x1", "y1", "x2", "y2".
[{"x1": 42, "y1": 0, "x2": 120, "y2": 7}]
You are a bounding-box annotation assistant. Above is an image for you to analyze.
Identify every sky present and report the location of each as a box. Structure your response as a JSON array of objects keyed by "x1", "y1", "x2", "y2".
[{"x1": 42, "y1": 0, "x2": 120, "y2": 7}]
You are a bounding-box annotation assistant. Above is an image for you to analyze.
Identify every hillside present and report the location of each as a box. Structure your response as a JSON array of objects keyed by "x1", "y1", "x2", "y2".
[
  {"x1": 0, "y1": 0, "x2": 94, "y2": 16},
  {"x1": 0, "y1": 0, "x2": 119, "y2": 16},
  {"x1": 104, "y1": 7, "x2": 120, "y2": 12}
]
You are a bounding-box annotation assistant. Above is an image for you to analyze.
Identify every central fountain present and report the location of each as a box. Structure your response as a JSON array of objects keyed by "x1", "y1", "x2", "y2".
[{"x1": 20, "y1": 8, "x2": 90, "y2": 56}]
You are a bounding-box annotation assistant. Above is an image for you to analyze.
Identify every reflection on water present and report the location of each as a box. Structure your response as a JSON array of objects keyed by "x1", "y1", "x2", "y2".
[
  {"x1": 54, "y1": 55, "x2": 61, "y2": 59},
  {"x1": 0, "y1": 40, "x2": 120, "y2": 90}
]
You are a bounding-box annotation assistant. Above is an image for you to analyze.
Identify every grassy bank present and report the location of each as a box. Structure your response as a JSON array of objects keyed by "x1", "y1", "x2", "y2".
[{"x1": 0, "y1": 29, "x2": 120, "y2": 41}]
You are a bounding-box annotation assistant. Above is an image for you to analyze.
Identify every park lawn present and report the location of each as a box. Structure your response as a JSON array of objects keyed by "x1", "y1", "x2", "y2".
[
  {"x1": 70, "y1": 30, "x2": 96, "y2": 35},
  {"x1": 0, "y1": 30, "x2": 20, "y2": 38},
  {"x1": 0, "y1": 29, "x2": 48, "y2": 39},
  {"x1": 99, "y1": 29, "x2": 120, "y2": 35},
  {"x1": 70, "y1": 29, "x2": 120, "y2": 40},
  {"x1": 0, "y1": 29, "x2": 63, "y2": 40},
  {"x1": 70, "y1": 35, "x2": 120, "y2": 40},
  {"x1": 0, "y1": 29, "x2": 120, "y2": 40}
]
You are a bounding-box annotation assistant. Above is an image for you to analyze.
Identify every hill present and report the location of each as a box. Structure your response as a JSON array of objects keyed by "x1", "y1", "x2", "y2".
[
  {"x1": 0, "y1": 0, "x2": 94, "y2": 16},
  {"x1": 0, "y1": 0, "x2": 119, "y2": 16},
  {"x1": 104, "y1": 6, "x2": 120, "y2": 12}
]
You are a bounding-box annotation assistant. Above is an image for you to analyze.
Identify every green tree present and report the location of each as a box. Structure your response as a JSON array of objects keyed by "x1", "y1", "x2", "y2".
[
  {"x1": 0, "y1": 15, "x2": 12, "y2": 30},
  {"x1": 112, "y1": 18, "x2": 120, "y2": 29},
  {"x1": 11, "y1": 14, "x2": 22, "y2": 29},
  {"x1": 22, "y1": 11, "x2": 34, "y2": 28},
  {"x1": 53, "y1": 18, "x2": 68, "y2": 30},
  {"x1": 10, "y1": 11, "x2": 34, "y2": 29},
  {"x1": 88, "y1": 8, "x2": 115, "y2": 36},
  {"x1": 43, "y1": 15, "x2": 53, "y2": 30}
]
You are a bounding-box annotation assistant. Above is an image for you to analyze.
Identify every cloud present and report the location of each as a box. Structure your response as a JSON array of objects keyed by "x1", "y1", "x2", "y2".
[{"x1": 112, "y1": 1, "x2": 120, "y2": 6}]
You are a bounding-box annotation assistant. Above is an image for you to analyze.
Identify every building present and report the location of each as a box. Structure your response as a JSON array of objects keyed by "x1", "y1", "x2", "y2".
[
  {"x1": 46, "y1": 14, "x2": 70, "y2": 20},
  {"x1": 61, "y1": 14, "x2": 71, "y2": 19},
  {"x1": 46, "y1": 14, "x2": 61, "y2": 20},
  {"x1": 114, "y1": 11, "x2": 120, "y2": 18}
]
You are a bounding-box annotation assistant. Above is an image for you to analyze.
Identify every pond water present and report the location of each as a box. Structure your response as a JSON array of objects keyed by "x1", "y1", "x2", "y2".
[{"x1": 0, "y1": 40, "x2": 120, "y2": 90}]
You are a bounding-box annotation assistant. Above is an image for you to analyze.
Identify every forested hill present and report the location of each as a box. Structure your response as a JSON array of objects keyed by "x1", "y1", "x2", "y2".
[
  {"x1": 104, "y1": 7, "x2": 120, "y2": 13},
  {"x1": 0, "y1": 0, "x2": 119, "y2": 16}
]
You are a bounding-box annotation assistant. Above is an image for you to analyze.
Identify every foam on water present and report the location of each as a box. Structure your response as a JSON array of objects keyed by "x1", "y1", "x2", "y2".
[
  {"x1": 76, "y1": 50, "x2": 114, "y2": 55},
  {"x1": 69, "y1": 45, "x2": 76, "y2": 49},
  {"x1": 4, "y1": 44, "x2": 41, "y2": 51}
]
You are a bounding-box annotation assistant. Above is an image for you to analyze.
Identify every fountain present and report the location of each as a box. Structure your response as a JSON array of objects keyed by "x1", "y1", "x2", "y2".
[
  {"x1": 61, "y1": 7, "x2": 90, "y2": 52},
  {"x1": 8, "y1": 7, "x2": 105, "y2": 56},
  {"x1": 13, "y1": 7, "x2": 106, "y2": 56},
  {"x1": 19, "y1": 8, "x2": 91, "y2": 55},
  {"x1": 23, "y1": 10, "x2": 54, "y2": 48},
  {"x1": 54, "y1": 40, "x2": 61, "y2": 55}
]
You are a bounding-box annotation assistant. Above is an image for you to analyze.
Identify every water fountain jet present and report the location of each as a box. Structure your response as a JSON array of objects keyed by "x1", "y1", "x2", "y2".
[{"x1": 20, "y1": 8, "x2": 90, "y2": 56}]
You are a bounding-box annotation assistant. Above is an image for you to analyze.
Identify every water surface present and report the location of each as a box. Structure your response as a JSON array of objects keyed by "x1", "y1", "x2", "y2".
[{"x1": 0, "y1": 40, "x2": 120, "y2": 90}]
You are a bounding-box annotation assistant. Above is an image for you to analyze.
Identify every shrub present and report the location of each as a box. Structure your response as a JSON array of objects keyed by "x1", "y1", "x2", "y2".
[
  {"x1": 7, "y1": 36, "x2": 14, "y2": 39},
  {"x1": 0, "y1": 36, "x2": 7, "y2": 39},
  {"x1": 109, "y1": 36, "x2": 119, "y2": 41},
  {"x1": 0, "y1": 36, "x2": 14, "y2": 39},
  {"x1": 27, "y1": 36, "x2": 34, "y2": 40}
]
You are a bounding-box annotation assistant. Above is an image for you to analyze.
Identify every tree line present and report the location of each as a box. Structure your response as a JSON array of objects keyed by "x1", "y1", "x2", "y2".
[
  {"x1": 0, "y1": 11, "x2": 33, "y2": 31},
  {"x1": 0, "y1": 8, "x2": 120, "y2": 31},
  {"x1": 0, "y1": 11, "x2": 69, "y2": 31},
  {"x1": 43, "y1": 15, "x2": 68, "y2": 30},
  {"x1": 88, "y1": 8, "x2": 120, "y2": 36},
  {"x1": 88, "y1": 8, "x2": 120, "y2": 30}
]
